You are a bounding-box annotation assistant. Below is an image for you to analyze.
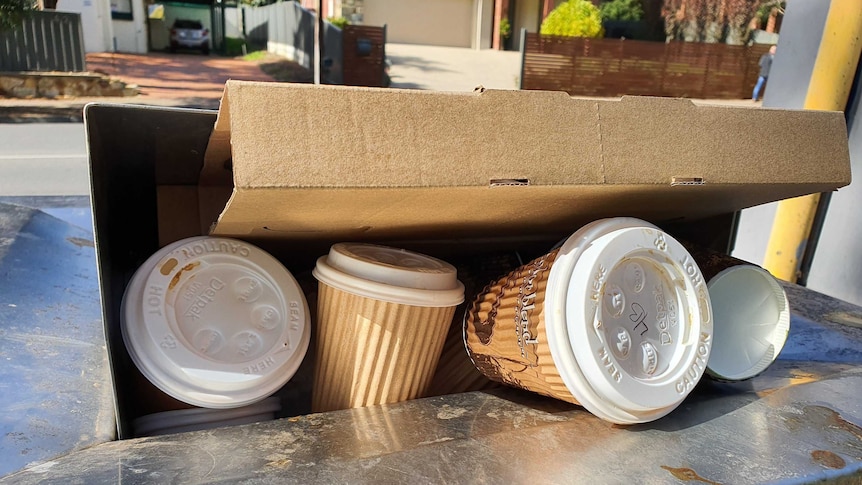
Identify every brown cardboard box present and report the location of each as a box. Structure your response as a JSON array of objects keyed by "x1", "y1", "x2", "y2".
[
  {"x1": 199, "y1": 81, "x2": 849, "y2": 249},
  {"x1": 86, "y1": 81, "x2": 850, "y2": 437}
]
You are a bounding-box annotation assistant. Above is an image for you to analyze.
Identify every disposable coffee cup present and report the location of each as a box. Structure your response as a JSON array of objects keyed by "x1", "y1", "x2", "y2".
[
  {"x1": 427, "y1": 311, "x2": 500, "y2": 397},
  {"x1": 122, "y1": 237, "x2": 311, "y2": 409},
  {"x1": 311, "y1": 243, "x2": 465, "y2": 412},
  {"x1": 132, "y1": 396, "x2": 282, "y2": 437},
  {"x1": 428, "y1": 252, "x2": 525, "y2": 397},
  {"x1": 464, "y1": 218, "x2": 714, "y2": 424},
  {"x1": 683, "y1": 246, "x2": 790, "y2": 381}
]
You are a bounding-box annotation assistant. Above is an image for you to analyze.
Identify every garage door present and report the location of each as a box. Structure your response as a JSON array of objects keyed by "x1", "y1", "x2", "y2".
[{"x1": 362, "y1": 0, "x2": 474, "y2": 48}]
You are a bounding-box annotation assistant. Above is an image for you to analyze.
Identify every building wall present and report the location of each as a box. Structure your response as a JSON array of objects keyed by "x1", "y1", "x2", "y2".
[
  {"x1": 512, "y1": 0, "x2": 539, "y2": 49},
  {"x1": 55, "y1": 0, "x2": 113, "y2": 52},
  {"x1": 472, "y1": 0, "x2": 493, "y2": 49},
  {"x1": 111, "y1": 0, "x2": 147, "y2": 53},
  {"x1": 362, "y1": 0, "x2": 473, "y2": 48}
]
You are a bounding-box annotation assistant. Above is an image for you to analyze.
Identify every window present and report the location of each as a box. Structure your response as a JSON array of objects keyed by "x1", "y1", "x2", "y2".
[{"x1": 111, "y1": 0, "x2": 133, "y2": 20}]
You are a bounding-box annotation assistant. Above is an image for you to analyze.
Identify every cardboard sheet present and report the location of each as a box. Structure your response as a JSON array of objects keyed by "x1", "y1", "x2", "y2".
[{"x1": 202, "y1": 81, "x2": 851, "y2": 242}]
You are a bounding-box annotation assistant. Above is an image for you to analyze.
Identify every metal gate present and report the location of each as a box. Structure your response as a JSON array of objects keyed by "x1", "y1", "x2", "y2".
[{"x1": 0, "y1": 11, "x2": 86, "y2": 72}]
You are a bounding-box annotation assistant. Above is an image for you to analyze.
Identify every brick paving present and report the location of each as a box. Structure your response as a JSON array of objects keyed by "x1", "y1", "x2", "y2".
[{"x1": 85, "y1": 52, "x2": 275, "y2": 102}]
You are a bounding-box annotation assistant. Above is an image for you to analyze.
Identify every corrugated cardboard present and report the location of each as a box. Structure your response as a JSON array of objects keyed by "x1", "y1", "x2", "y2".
[
  {"x1": 86, "y1": 83, "x2": 851, "y2": 438},
  {"x1": 202, "y1": 81, "x2": 850, "y2": 245}
]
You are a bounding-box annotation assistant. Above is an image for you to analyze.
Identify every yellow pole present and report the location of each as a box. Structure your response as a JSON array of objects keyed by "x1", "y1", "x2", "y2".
[{"x1": 763, "y1": 0, "x2": 862, "y2": 282}]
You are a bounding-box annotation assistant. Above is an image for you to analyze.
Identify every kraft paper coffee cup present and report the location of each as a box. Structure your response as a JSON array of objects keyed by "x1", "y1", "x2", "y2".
[
  {"x1": 428, "y1": 252, "x2": 524, "y2": 397},
  {"x1": 464, "y1": 218, "x2": 714, "y2": 424},
  {"x1": 312, "y1": 243, "x2": 465, "y2": 412},
  {"x1": 122, "y1": 237, "x2": 311, "y2": 409},
  {"x1": 683, "y1": 245, "x2": 790, "y2": 381},
  {"x1": 427, "y1": 311, "x2": 501, "y2": 396}
]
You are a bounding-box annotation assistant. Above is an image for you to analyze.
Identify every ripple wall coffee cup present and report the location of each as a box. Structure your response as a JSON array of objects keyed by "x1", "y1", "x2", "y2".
[
  {"x1": 464, "y1": 218, "x2": 714, "y2": 424},
  {"x1": 122, "y1": 236, "x2": 310, "y2": 409},
  {"x1": 312, "y1": 243, "x2": 465, "y2": 412}
]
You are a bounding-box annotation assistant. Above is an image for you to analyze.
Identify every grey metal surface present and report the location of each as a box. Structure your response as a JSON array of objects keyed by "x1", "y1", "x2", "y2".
[
  {"x1": 3, "y1": 360, "x2": 862, "y2": 484},
  {"x1": 2, "y1": 169, "x2": 862, "y2": 481},
  {"x1": 0, "y1": 11, "x2": 86, "y2": 72},
  {"x1": 0, "y1": 201, "x2": 114, "y2": 478},
  {"x1": 0, "y1": 196, "x2": 861, "y2": 484}
]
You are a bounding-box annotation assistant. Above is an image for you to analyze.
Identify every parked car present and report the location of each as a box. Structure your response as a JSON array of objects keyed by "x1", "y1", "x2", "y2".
[{"x1": 170, "y1": 19, "x2": 210, "y2": 55}]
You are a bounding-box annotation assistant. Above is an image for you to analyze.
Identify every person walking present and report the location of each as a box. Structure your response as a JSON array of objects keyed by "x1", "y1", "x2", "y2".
[{"x1": 753, "y1": 45, "x2": 776, "y2": 102}]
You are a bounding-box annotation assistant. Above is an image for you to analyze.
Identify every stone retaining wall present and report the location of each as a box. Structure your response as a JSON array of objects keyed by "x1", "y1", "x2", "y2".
[{"x1": 0, "y1": 72, "x2": 138, "y2": 99}]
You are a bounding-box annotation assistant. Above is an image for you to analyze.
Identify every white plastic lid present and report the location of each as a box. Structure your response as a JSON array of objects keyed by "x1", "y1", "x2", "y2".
[
  {"x1": 545, "y1": 218, "x2": 714, "y2": 424},
  {"x1": 121, "y1": 237, "x2": 310, "y2": 409},
  {"x1": 312, "y1": 243, "x2": 465, "y2": 307},
  {"x1": 132, "y1": 396, "x2": 281, "y2": 436},
  {"x1": 705, "y1": 265, "x2": 790, "y2": 381}
]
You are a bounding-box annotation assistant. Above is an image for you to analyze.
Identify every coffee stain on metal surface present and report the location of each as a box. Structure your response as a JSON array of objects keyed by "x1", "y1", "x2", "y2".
[
  {"x1": 436, "y1": 405, "x2": 468, "y2": 420},
  {"x1": 783, "y1": 405, "x2": 862, "y2": 442},
  {"x1": 168, "y1": 262, "x2": 199, "y2": 290},
  {"x1": 160, "y1": 258, "x2": 179, "y2": 275},
  {"x1": 825, "y1": 311, "x2": 862, "y2": 329},
  {"x1": 808, "y1": 405, "x2": 862, "y2": 441},
  {"x1": 66, "y1": 237, "x2": 94, "y2": 248},
  {"x1": 811, "y1": 450, "x2": 846, "y2": 469},
  {"x1": 660, "y1": 466, "x2": 722, "y2": 485},
  {"x1": 788, "y1": 369, "x2": 818, "y2": 386}
]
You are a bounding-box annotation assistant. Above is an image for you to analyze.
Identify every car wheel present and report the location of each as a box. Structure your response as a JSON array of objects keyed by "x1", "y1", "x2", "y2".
[
  {"x1": 201, "y1": 45, "x2": 209, "y2": 55},
  {"x1": 169, "y1": 43, "x2": 177, "y2": 53}
]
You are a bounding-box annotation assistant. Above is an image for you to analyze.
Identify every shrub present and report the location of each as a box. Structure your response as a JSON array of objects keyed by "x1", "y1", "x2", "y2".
[
  {"x1": 600, "y1": 0, "x2": 644, "y2": 22},
  {"x1": 499, "y1": 17, "x2": 511, "y2": 39},
  {"x1": 225, "y1": 37, "x2": 248, "y2": 57},
  {"x1": 540, "y1": 0, "x2": 604, "y2": 38},
  {"x1": 327, "y1": 16, "x2": 349, "y2": 29}
]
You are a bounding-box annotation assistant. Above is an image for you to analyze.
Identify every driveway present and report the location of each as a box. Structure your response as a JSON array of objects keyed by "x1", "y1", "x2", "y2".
[
  {"x1": 386, "y1": 43, "x2": 521, "y2": 92},
  {"x1": 86, "y1": 52, "x2": 277, "y2": 108}
]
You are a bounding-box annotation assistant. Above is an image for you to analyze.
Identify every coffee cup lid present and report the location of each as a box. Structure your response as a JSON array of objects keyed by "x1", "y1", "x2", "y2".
[
  {"x1": 705, "y1": 265, "x2": 789, "y2": 381},
  {"x1": 545, "y1": 218, "x2": 713, "y2": 424},
  {"x1": 132, "y1": 396, "x2": 281, "y2": 436},
  {"x1": 312, "y1": 243, "x2": 465, "y2": 307},
  {"x1": 121, "y1": 237, "x2": 310, "y2": 409}
]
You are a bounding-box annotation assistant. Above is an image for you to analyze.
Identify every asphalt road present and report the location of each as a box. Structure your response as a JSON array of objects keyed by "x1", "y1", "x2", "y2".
[{"x1": 0, "y1": 123, "x2": 89, "y2": 197}]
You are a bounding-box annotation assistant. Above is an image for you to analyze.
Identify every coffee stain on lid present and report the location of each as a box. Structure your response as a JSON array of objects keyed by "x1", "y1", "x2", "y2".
[
  {"x1": 168, "y1": 262, "x2": 200, "y2": 290},
  {"x1": 811, "y1": 450, "x2": 846, "y2": 469},
  {"x1": 660, "y1": 466, "x2": 722, "y2": 485},
  {"x1": 160, "y1": 258, "x2": 179, "y2": 276}
]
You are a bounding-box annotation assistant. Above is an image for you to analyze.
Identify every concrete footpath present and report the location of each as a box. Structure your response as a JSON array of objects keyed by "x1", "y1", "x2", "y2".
[{"x1": 0, "y1": 44, "x2": 761, "y2": 122}]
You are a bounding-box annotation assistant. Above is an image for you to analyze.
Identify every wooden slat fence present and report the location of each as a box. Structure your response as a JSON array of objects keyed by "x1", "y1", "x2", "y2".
[
  {"x1": 0, "y1": 11, "x2": 85, "y2": 72},
  {"x1": 342, "y1": 25, "x2": 386, "y2": 87},
  {"x1": 521, "y1": 33, "x2": 771, "y2": 99}
]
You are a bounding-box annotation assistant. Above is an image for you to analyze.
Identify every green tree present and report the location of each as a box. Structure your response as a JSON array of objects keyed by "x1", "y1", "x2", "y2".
[
  {"x1": 600, "y1": 0, "x2": 644, "y2": 22},
  {"x1": 0, "y1": 0, "x2": 34, "y2": 32},
  {"x1": 540, "y1": 0, "x2": 604, "y2": 38},
  {"x1": 663, "y1": 0, "x2": 765, "y2": 45}
]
